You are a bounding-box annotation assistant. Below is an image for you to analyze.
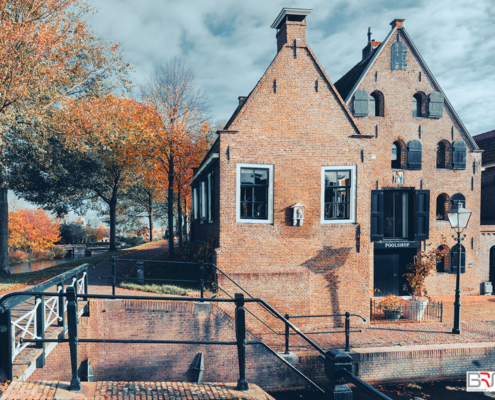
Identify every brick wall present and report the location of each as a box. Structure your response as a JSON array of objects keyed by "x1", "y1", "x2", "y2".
[{"x1": 27, "y1": 300, "x2": 325, "y2": 390}]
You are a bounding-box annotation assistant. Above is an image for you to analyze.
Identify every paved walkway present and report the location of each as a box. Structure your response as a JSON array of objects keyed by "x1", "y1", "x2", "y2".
[
  {"x1": 0, "y1": 381, "x2": 274, "y2": 400},
  {"x1": 254, "y1": 295, "x2": 495, "y2": 353}
]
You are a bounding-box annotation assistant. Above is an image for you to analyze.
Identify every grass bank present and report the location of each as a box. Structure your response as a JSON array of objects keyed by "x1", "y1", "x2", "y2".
[
  {"x1": 0, "y1": 240, "x2": 167, "y2": 293},
  {"x1": 120, "y1": 240, "x2": 215, "y2": 296}
]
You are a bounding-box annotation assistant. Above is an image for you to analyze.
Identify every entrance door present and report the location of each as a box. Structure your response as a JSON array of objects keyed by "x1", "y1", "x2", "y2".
[
  {"x1": 490, "y1": 246, "x2": 495, "y2": 284},
  {"x1": 374, "y1": 251, "x2": 399, "y2": 296}
]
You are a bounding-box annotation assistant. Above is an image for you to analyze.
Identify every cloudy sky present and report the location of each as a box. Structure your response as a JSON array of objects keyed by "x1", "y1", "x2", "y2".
[
  {"x1": 11, "y1": 0, "x2": 495, "y2": 220},
  {"x1": 91, "y1": 0, "x2": 495, "y2": 135}
]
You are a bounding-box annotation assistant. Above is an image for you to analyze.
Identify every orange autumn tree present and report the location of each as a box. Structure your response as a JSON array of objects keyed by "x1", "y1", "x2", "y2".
[
  {"x1": 1, "y1": 0, "x2": 130, "y2": 274},
  {"x1": 9, "y1": 95, "x2": 152, "y2": 251},
  {"x1": 8, "y1": 208, "x2": 60, "y2": 252},
  {"x1": 141, "y1": 59, "x2": 211, "y2": 256}
]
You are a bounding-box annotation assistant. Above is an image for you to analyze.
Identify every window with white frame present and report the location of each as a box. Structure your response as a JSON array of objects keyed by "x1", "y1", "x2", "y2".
[
  {"x1": 208, "y1": 172, "x2": 213, "y2": 223},
  {"x1": 236, "y1": 163, "x2": 274, "y2": 224},
  {"x1": 193, "y1": 188, "x2": 198, "y2": 220},
  {"x1": 321, "y1": 166, "x2": 356, "y2": 224},
  {"x1": 200, "y1": 180, "x2": 207, "y2": 221}
]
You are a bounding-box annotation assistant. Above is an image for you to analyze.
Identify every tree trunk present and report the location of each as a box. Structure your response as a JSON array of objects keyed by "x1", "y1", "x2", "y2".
[
  {"x1": 0, "y1": 186, "x2": 10, "y2": 275},
  {"x1": 167, "y1": 156, "x2": 175, "y2": 257},
  {"x1": 178, "y1": 189, "x2": 183, "y2": 247},
  {"x1": 109, "y1": 199, "x2": 117, "y2": 251},
  {"x1": 148, "y1": 192, "x2": 154, "y2": 242},
  {"x1": 184, "y1": 195, "x2": 188, "y2": 242}
]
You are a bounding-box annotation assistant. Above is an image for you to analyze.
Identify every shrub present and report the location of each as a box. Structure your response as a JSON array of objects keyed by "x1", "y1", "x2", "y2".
[
  {"x1": 46, "y1": 246, "x2": 67, "y2": 259},
  {"x1": 9, "y1": 250, "x2": 28, "y2": 263},
  {"x1": 119, "y1": 281, "x2": 197, "y2": 296},
  {"x1": 31, "y1": 250, "x2": 47, "y2": 260}
]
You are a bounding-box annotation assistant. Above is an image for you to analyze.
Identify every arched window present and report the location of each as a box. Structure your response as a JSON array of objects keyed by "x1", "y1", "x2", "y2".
[
  {"x1": 452, "y1": 140, "x2": 467, "y2": 170},
  {"x1": 437, "y1": 142, "x2": 446, "y2": 169},
  {"x1": 436, "y1": 193, "x2": 450, "y2": 220},
  {"x1": 450, "y1": 244, "x2": 465, "y2": 274},
  {"x1": 412, "y1": 94, "x2": 422, "y2": 117},
  {"x1": 391, "y1": 141, "x2": 402, "y2": 169},
  {"x1": 452, "y1": 193, "x2": 466, "y2": 208},
  {"x1": 407, "y1": 140, "x2": 422, "y2": 170},
  {"x1": 436, "y1": 245, "x2": 450, "y2": 272},
  {"x1": 369, "y1": 91, "x2": 384, "y2": 117}
]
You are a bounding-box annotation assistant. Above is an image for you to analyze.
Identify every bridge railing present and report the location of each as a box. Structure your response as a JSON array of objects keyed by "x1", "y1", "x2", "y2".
[
  {"x1": 0, "y1": 263, "x2": 90, "y2": 380},
  {"x1": 4, "y1": 289, "x2": 390, "y2": 399}
]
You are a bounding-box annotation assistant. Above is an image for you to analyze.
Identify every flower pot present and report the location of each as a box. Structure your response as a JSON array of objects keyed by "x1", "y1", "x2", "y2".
[
  {"x1": 384, "y1": 309, "x2": 402, "y2": 321},
  {"x1": 402, "y1": 296, "x2": 428, "y2": 321}
]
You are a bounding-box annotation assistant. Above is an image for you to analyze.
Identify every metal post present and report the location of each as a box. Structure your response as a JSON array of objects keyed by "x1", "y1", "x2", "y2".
[
  {"x1": 285, "y1": 314, "x2": 290, "y2": 355},
  {"x1": 440, "y1": 301, "x2": 443, "y2": 323},
  {"x1": 58, "y1": 283, "x2": 65, "y2": 330},
  {"x1": 35, "y1": 295, "x2": 46, "y2": 368},
  {"x1": 83, "y1": 270, "x2": 89, "y2": 301},
  {"x1": 67, "y1": 287, "x2": 81, "y2": 391},
  {"x1": 234, "y1": 293, "x2": 249, "y2": 391},
  {"x1": 345, "y1": 312, "x2": 350, "y2": 352},
  {"x1": 199, "y1": 261, "x2": 204, "y2": 301},
  {"x1": 324, "y1": 350, "x2": 353, "y2": 399},
  {"x1": 112, "y1": 257, "x2": 116, "y2": 296},
  {"x1": 370, "y1": 299, "x2": 373, "y2": 321},
  {"x1": 0, "y1": 309, "x2": 13, "y2": 381},
  {"x1": 136, "y1": 262, "x2": 144, "y2": 284},
  {"x1": 453, "y1": 230, "x2": 462, "y2": 334}
]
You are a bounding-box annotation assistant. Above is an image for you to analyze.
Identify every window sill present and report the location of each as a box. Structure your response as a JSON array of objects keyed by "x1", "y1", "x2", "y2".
[
  {"x1": 237, "y1": 219, "x2": 273, "y2": 224},
  {"x1": 321, "y1": 219, "x2": 355, "y2": 224}
]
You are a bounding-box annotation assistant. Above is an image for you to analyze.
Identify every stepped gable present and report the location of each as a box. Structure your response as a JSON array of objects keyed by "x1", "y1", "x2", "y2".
[
  {"x1": 474, "y1": 130, "x2": 495, "y2": 165},
  {"x1": 334, "y1": 18, "x2": 479, "y2": 150}
]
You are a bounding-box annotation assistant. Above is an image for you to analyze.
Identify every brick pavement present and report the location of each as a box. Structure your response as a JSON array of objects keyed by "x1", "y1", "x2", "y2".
[{"x1": 0, "y1": 381, "x2": 275, "y2": 400}]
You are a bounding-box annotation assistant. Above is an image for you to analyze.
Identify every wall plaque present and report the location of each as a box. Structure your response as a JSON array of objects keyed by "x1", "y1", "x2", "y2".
[{"x1": 374, "y1": 241, "x2": 421, "y2": 249}]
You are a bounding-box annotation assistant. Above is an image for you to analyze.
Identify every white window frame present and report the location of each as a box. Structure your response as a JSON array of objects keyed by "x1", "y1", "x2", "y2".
[
  {"x1": 193, "y1": 188, "x2": 198, "y2": 220},
  {"x1": 200, "y1": 180, "x2": 207, "y2": 220},
  {"x1": 321, "y1": 165, "x2": 357, "y2": 224},
  {"x1": 208, "y1": 172, "x2": 213, "y2": 223},
  {"x1": 236, "y1": 163, "x2": 274, "y2": 224}
]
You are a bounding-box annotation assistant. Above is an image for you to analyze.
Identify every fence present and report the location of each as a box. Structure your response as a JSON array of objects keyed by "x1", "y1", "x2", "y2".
[
  {"x1": 370, "y1": 299, "x2": 443, "y2": 322},
  {"x1": 0, "y1": 263, "x2": 89, "y2": 380}
]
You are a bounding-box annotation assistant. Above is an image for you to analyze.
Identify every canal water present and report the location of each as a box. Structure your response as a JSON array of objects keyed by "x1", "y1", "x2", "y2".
[
  {"x1": 268, "y1": 380, "x2": 492, "y2": 399},
  {"x1": 10, "y1": 248, "x2": 107, "y2": 274}
]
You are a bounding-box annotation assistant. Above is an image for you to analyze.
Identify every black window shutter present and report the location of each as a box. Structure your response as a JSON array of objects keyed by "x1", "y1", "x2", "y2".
[
  {"x1": 353, "y1": 89, "x2": 369, "y2": 117},
  {"x1": 371, "y1": 190, "x2": 384, "y2": 242},
  {"x1": 407, "y1": 140, "x2": 422, "y2": 170},
  {"x1": 414, "y1": 190, "x2": 430, "y2": 240},
  {"x1": 452, "y1": 140, "x2": 466, "y2": 170},
  {"x1": 392, "y1": 42, "x2": 406, "y2": 70},
  {"x1": 428, "y1": 91, "x2": 444, "y2": 118}
]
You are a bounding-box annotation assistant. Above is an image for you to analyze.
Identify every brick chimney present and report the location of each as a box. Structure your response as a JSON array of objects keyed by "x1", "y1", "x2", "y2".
[
  {"x1": 362, "y1": 27, "x2": 381, "y2": 60},
  {"x1": 390, "y1": 18, "x2": 405, "y2": 29},
  {"x1": 271, "y1": 8, "x2": 312, "y2": 53}
]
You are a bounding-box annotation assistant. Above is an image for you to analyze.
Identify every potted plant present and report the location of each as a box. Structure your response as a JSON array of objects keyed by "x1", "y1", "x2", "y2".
[
  {"x1": 402, "y1": 244, "x2": 449, "y2": 321},
  {"x1": 380, "y1": 294, "x2": 403, "y2": 321}
]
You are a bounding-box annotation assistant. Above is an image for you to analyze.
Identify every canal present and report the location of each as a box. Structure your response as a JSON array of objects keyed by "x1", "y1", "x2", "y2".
[
  {"x1": 10, "y1": 247, "x2": 107, "y2": 274},
  {"x1": 268, "y1": 380, "x2": 492, "y2": 399}
]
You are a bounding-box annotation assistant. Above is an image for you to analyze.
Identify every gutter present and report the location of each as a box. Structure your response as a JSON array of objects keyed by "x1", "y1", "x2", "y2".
[{"x1": 189, "y1": 153, "x2": 219, "y2": 186}]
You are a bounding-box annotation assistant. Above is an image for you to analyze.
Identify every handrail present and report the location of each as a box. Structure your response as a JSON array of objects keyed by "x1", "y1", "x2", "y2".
[
  {"x1": 340, "y1": 369, "x2": 391, "y2": 400},
  {"x1": 0, "y1": 263, "x2": 90, "y2": 312}
]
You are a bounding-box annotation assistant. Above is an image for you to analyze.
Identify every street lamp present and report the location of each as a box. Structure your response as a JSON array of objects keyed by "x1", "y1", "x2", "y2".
[{"x1": 446, "y1": 200, "x2": 472, "y2": 334}]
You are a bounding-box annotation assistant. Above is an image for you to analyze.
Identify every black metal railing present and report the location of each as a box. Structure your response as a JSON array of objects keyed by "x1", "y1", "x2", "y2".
[
  {"x1": 283, "y1": 312, "x2": 366, "y2": 353},
  {"x1": 0, "y1": 263, "x2": 90, "y2": 381},
  {"x1": 370, "y1": 299, "x2": 443, "y2": 322}
]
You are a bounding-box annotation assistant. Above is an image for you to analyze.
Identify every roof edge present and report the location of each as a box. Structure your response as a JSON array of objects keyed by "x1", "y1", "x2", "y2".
[{"x1": 401, "y1": 28, "x2": 479, "y2": 151}]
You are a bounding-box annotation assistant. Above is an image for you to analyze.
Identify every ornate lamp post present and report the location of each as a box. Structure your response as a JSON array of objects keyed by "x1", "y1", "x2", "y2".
[{"x1": 446, "y1": 201, "x2": 472, "y2": 334}]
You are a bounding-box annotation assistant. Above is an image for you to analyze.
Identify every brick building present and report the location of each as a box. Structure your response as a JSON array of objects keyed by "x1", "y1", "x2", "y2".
[
  {"x1": 474, "y1": 131, "x2": 495, "y2": 288},
  {"x1": 190, "y1": 8, "x2": 484, "y2": 320}
]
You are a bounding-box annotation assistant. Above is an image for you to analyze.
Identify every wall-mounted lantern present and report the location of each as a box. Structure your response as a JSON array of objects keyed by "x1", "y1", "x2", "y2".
[{"x1": 291, "y1": 203, "x2": 305, "y2": 226}]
